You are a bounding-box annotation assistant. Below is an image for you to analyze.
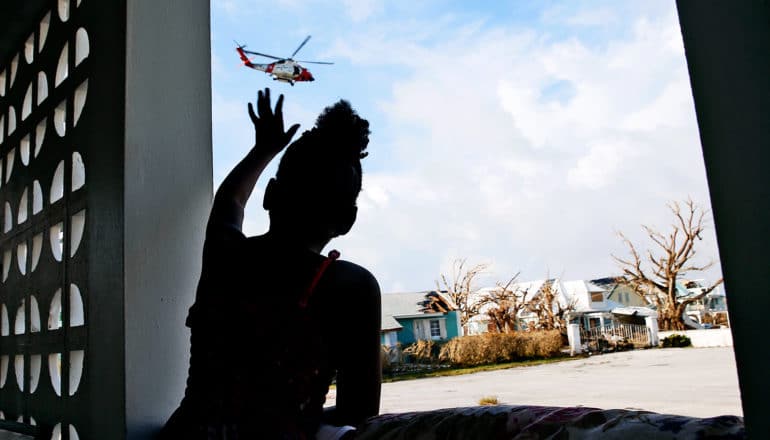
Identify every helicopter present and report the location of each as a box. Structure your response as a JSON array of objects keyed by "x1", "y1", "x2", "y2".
[{"x1": 235, "y1": 35, "x2": 334, "y2": 86}]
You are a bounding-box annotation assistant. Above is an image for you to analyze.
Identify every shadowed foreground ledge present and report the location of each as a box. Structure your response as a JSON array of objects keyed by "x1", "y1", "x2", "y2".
[{"x1": 356, "y1": 405, "x2": 744, "y2": 439}]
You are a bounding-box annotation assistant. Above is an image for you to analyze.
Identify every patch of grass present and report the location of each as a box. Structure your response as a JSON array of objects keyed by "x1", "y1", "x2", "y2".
[
  {"x1": 479, "y1": 395, "x2": 499, "y2": 406},
  {"x1": 382, "y1": 355, "x2": 582, "y2": 383}
]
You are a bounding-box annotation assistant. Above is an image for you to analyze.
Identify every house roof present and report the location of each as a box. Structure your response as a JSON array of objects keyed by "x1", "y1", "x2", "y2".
[
  {"x1": 590, "y1": 277, "x2": 623, "y2": 288},
  {"x1": 381, "y1": 291, "x2": 449, "y2": 331},
  {"x1": 382, "y1": 315, "x2": 403, "y2": 331},
  {"x1": 562, "y1": 280, "x2": 599, "y2": 312}
]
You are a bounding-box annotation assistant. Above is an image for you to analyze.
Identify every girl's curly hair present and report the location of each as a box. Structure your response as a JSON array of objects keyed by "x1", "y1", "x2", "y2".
[{"x1": 275, "y1": 100, "x2": 370, "y2": 203}]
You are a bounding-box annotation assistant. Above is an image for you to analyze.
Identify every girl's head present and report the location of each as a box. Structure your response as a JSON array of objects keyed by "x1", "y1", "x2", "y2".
[{"x1": 264, "y1": 100, "x2": 370, "y2": 242}]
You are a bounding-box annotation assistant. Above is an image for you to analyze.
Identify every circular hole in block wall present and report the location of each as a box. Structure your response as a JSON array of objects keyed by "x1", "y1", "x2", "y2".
[
  {"x1": 30, "y1": 296, "x2": 41, "y2": 333},
  {"x1": 20, "y1": 135, "x2": 30, "y2": 166},
  {"x1": 5, "y1": 149, "x2": 15, "y2": 183},
  {"x1": 10, "y1": 55, "x2": 18, "y2": 89},
  {"x1": 54, "y1": 101, "x2": 66, "y2": 137},
  {"x1": 14, "y1": 300, "x2": 25, "y2": 334},
  {"x1": 70, "y1": 210, "x2": 85, "y2": 257},
  {"x1": 69, "y1": 351, "x2": 83, "y2": 396},
  {"x1": 0, "y1": 355, "x2": 8, "y2": 388},
  {"x1": 0, "y1": 305, "x2": 8, "y2": 335},
  {"x1": 4, "y1": 202, "x2": 12, "y2": 232},
  {"x1": 33, "y1": 181, "x2": 43, "y2": 215},
  {"x1": 50, "y1": 223, "x2": 64, "y2": 262},
  {"x1": 29, "y1": 354, "x2": 41, "y2": 393},
  {"x1": 39, "y1": 13, "x2": 50, "y2": 53},
  {"x1": 0, "y1": 115, "x2": 4, "y2": 142},
  {"x1": 50, "y1": 423, "x2": 79, "y2": 440},
  {"x1": 72, "y1": 152, "x2": 85, "y2": 191},
  {"x1": 35, "y1": 119, "x2": 46, "y2": 157},
  {"x1": 30, "y1": 417, "x2": 37, "y2": 426},
  {"x1": 22, "y1": 83, "x2": 33, "y2": 120},
  {"x1": 18, "y1": 188, "x2": 28, "y2": 224},
  {"x1": 49, "y1": 353, "x2": 62, "y2": 396},
  {"x1": 7, "y1": 106, "x2": 16, "y2": 137},
  {"x1": 2, "y1": 250, "x2": 11, "y2": 281},
  {"x1": 31, "y1": 234, "x2": 43, "y2": 272},
  {"x1": 17, "y1": 242, "x2": 27, "y2": 275},
  {"x1": 51, "y1": 161, "x2": 64, "y2": 203},
  {"x1": 55, "y1": 43, "x2": 68, "y2": 87},
  {"x1": 73, "y1": 81, "x2": 88, "y2": 126},
  {"x1": 58, "y1": 0, "x2": 70, "y2": 22},
  {"x1": 48, "y1": 289, "x2": 62, "y2": 330},
  {"x1": 24, "y1": 35, "x2": 35, "y2": 64},
  {"x1": 75, "y1": 29, "x2": 89, "y2": 66},
  {"x1": 69, "y1": 424, "x2": 80, "y2": 440},
  {"x1": 50, "y1": 423, "x2": 81, "y2": 440},
  {"x1": 0, "y1": 70, "x2": 5, "y2": 97},
  {"x1": 70, "y1": 284, "x2": 84, "y2": 326},
  {"x1": 14, "y1": 355, "x2": 24, "y2": 391},
  {"x1": 37, "y1": 72, "x2": 48, "y2": 105}
]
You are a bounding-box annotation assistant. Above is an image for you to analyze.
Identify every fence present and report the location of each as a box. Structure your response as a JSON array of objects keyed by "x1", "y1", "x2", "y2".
[{"x1": 580, "y1": 323, "x2": 651, "y2": 348}]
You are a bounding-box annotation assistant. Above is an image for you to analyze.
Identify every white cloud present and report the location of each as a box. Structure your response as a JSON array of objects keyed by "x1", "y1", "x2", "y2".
[
  {"x1": 322, "y1": 4, "x2": 721, "y2": 291},
  {"x1": 565, "y1": 8, "x2": 618, "y2": 27},
  {"x1": 212, "y1": 2, "x2": 722, "y2": 292},
  {"x1": 342, "y1": 0, "x2": 383, "y2": 22},
  {"x1": 567, "y1": 141, "x2": 628, "y2": 190}
]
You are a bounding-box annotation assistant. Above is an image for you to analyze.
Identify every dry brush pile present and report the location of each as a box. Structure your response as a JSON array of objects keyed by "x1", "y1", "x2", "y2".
[{"x1": 438, "y1": 331, "x2": 563, "y2": 366}]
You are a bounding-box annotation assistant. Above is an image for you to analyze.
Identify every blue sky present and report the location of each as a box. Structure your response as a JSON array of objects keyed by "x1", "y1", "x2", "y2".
[{"x1": 210, "y1": 1, "x2": 722, "y2": 293}]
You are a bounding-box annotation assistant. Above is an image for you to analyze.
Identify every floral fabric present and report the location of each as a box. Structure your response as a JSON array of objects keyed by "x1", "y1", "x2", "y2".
[{"x1": 356, "y1": 405, "x2": 744, "y2": 439}]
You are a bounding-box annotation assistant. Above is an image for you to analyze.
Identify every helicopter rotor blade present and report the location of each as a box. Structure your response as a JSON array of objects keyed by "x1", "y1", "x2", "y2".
[
  {"x1": 297, "y1": 60, "x2": 334, "y2": 65},
  {"x1": 291, "y1": 35, "x2": 312, "y2": 58},
  {"x1": 242, "y1": 49, "x2": 282, "y2": 60},
  {"x1": 233, "y1": 40, "x2": 246, "y2": 49}
]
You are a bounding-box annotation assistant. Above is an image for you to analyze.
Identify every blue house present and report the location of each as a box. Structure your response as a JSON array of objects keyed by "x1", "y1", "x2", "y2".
[{"x1": 381, "y1": 291, "x2": 462, "y2": 347}]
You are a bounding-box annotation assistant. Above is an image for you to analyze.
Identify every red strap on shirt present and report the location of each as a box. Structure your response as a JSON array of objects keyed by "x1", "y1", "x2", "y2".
[{"x1": 299, "y1": 249, "x2": 340, "y2": 308}]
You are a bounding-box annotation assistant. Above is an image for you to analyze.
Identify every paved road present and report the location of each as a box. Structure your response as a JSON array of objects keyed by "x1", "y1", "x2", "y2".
[{"x1": 330, "y1": 347, "x2": 742, "y2": 418}]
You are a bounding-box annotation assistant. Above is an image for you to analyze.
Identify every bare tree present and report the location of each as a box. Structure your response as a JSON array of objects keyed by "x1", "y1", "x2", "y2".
[
  {"x1": 613, "y1": 199, "x2": 723, "y2": 331},
  {"x1": 437, "y1": 259, "x2": 490, "y2": 335},
  {"x1": 527, "y1": 279, "x2": 576, "y2": 331},
  {"x1": 482, "y1": 274, "x2": 528, "y2": 333}
]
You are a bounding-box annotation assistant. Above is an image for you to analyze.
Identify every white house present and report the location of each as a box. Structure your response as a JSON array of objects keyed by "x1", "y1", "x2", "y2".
[{"x1": 469, "y1": 278, "x2": 658, "y2": 334}]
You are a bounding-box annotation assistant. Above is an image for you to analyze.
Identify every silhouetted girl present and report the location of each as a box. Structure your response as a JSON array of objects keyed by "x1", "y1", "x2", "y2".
[{"x1": 162, "y1": 89, "x2": 381, "y2": 439}]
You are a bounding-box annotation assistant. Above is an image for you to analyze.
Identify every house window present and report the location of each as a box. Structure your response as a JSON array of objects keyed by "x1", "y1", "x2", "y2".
[
  {"x1": 430, "y1": 319, "x2": 441, "y2": 338},
  {"x1": 591, "y1": 292, "x2": 603, "y2": 303},
  {"x1": 383, "y1": 331, "x2": 398, "y2": 348}
]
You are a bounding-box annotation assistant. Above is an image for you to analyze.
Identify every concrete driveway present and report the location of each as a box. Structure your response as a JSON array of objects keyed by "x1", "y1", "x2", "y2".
[{"x1": 373, "y1": 347, "x2": 742, "y2": 418}]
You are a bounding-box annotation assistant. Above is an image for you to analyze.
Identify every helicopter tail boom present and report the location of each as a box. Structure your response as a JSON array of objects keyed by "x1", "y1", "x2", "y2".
[{"x1": 235, "y1": 46, "x2": 254, "y2": 67}]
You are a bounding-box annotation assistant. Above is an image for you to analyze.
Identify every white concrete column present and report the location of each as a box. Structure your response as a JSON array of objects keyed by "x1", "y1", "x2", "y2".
[
  {"x1": 568, "y1": 323, "x2": 582, "y2": 355},
  {"x1": 646, "y1": 316, "x2": 659, "y2": 347}
]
